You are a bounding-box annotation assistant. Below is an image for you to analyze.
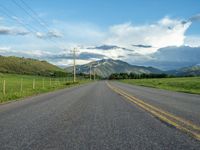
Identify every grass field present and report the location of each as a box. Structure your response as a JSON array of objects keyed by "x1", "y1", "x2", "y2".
[
  {"x1": 120, "y1": 77, "x2": 200, "y2": 94},
  {"x1": 0, "y1": 73, "x2": 90, "y2": 103}
]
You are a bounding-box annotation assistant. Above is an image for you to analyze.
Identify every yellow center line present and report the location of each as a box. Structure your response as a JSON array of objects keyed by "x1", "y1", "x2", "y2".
[{"x1": 106, "y1": 81, "x2": 200, "y2": 141}]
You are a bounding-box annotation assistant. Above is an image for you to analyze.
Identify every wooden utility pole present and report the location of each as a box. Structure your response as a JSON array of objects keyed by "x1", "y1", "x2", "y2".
[
  {"x1": 90, "y1": 65, "x2": 92, "y2": 80},
  {"x1": 93, "y1": 68, "x2": 96, "y2": 80},
  {"x1": 43, "y1": 78, "x2": 45, "y2": 89},
  {"x1": 73, "y1": 48, "x2": 77, "y2": 83}
]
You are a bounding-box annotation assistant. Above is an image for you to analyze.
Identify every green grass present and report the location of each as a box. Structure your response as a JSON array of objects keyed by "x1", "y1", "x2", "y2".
[
  {"x1": 120, "y1": 77, "x2": 200, "y2": 94},
  {"x1": 0, "y1": 73, "x2": 90, "y2": 103}
]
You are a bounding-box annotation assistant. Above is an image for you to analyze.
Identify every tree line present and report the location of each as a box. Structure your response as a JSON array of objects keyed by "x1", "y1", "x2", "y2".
[{"x1": 108, "y1": 73, "x2": 171, "y2": 80}]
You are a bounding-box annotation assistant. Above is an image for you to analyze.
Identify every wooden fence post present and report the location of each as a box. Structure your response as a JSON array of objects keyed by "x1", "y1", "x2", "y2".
[
  {"x1": 20, "y1": 78, "x2": 23, "y2": 93},
  {"x1": 33, "y1": 79, "x2": 35, "y2": 89},
  {"x1": 3, "y1": 79, "x2": 5, "y2": 95},
  {"x1": 43, "y1": 78, "x2": 45, "y2": 89}
]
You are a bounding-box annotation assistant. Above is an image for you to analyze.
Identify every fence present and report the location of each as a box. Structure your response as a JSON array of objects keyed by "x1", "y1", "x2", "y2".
[{"x1": 0, "y1": 75, "x2": 79, "y2": 102}]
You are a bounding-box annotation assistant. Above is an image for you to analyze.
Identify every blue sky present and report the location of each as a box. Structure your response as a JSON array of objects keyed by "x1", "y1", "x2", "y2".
[{"x1": 0, "y1": 0, "x2": 200, "y2": 68}]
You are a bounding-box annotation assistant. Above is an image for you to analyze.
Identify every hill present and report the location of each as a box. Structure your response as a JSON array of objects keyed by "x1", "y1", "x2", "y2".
[
  {"x1": 66, "y1": 59, "x2": 163, "y2": 77},
  {"x1": 0, "y1": 56, "x2": 66, "y2": 76}
]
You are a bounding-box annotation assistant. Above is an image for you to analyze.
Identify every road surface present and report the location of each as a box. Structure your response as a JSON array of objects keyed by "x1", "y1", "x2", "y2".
[{"x1": 0, "y1": 81, "x2": 199, "y2": 150}]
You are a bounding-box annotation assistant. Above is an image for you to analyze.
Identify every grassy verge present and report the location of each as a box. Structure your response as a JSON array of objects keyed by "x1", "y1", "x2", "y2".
[
  {"x1": 120, "y1": 77, "x2": 200, "y2": 94},
  {"x1": 0, "y1": 73, "x2": 91, "y2": 103}
]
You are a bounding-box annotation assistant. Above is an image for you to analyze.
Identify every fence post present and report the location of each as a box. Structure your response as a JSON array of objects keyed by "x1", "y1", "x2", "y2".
[
  {"x1": 33, "y1": 79, "x2": 35, "y2": 89},
  {"x1": 43, "y1": 78, "x2": 45, "y2": 89},
  {"x1": 3, "y1": 79, "x2": 5, "y2": 95},
  {"x1": 50, "y1": 78, "x2": 51, "y2": 86},
  {"x1": 20, "y1": 78, "x2": 23, "y2": 93},
  {"x1": 58, "y1": 78, "x2": 60, "y2": 86}
]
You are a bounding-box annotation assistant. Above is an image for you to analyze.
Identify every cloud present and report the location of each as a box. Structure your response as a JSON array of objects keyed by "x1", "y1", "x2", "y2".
[
  {"x1": 0, "y1": 47, "x2": 11, "y2": 52},
  {"x1": 0, "y1": 15, "x2": 199, "y2": 67},
  {"x1": 184, "y1": 36, "x2": 200, "y2": 47},
  {"x1": 0, "y1": 27, "x2": 28, "y2": 36},
  {"x1": 132, "y1": 44, "x2": 152, "y2": 48},
  {"x1": 189, "y1": 14, "x2": 200, "y2": 22},
  {"x1": 47, "y1": 52, "x2": 106, "y2": 60},
  {"x1": 47, "y1": 31, "x2": 63, "y2": 38},
  {"x1": 145, "y1": 46, "x2": 200, "y2": 70},
  {"x1": 104, "y1": 17, "x2": 191, "y2": 54},
  {"x1": 87, "y1": 45, "x2": 134, "y2": 51},
  {"x1": 36, "y1": 30, "x2": 63, "y2": 39}
]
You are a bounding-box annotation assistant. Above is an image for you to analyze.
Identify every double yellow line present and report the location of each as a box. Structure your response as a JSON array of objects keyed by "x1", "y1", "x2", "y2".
[{"x1": 106, "y1": 82, "x2": 200, "y2": 141}]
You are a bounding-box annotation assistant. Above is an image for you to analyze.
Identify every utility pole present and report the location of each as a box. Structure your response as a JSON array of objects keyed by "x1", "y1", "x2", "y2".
[
  {"x1": 90, "y1": 65, "x2": 92, "y2": 80},
  {"x1": 73, "y1": 48, "x2": 77, "y2": 83},
  {"x1": 93, "y1": 68, "x2": 96, "y2": 80}
]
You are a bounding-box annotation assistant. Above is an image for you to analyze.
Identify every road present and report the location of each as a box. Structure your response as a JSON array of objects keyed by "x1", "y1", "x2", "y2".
[{"x1": 0, "y1": 81, "x2": 199, "y2": 150}]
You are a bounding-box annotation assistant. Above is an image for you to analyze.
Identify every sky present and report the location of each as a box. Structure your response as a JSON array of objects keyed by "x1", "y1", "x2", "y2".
[{"x1": 0, "y1": 0, "x2": 200, "y2": 69}]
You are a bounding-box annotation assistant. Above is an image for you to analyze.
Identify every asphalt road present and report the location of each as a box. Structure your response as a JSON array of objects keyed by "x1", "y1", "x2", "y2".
[
  {"x1": 111, "y1": 81, "x2": 200, "y2": 126},
  {"x1": 0, "y1": 81, "x2": 199, "y2": 150}
]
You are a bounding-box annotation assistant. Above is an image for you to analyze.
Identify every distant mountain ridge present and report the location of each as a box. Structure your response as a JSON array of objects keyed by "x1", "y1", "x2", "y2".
[
  {"x1": 66, "y1": 59, "x2": 163, "y2": 77},
  {"x1": 167, "y1": 65, "x2": 200, "y2": 76}
]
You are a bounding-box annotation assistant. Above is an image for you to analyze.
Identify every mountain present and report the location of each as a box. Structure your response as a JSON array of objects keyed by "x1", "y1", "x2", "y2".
[
  {"x1": 0, "y1": 56, "x2": 66, "y2": 76},
  {"x1": 167, "y1": 64, "x2": 200, "y2": 76},
  {"x1": 66, "y1": 59, "x2": 163, "y2": 77}
]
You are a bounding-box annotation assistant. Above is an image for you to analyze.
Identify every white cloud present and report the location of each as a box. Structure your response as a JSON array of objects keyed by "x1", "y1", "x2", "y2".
[
  {"x1": 184, "y1": 36, "x2": 200, "y2": 47},
  {"x1": 104, "y1": 17, "x2": 191, "y2": 54},
  {"x1": 36, "y1": 31, "x2": 63, "y2": 39},
  {"x1": 53, "y1": 59, "x2": 91, "y2": 67},
  {"x1": 0, "y1": 47, "x2": 11, "y2": 52}
]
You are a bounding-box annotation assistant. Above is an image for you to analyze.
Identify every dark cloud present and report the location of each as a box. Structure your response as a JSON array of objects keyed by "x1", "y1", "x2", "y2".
[
  {"x1": 47, "y1": 31, "x2": 62, "y2": 38},
  {"x1": 0, "y1": 28, "x2": 28, "y2": 36},
  {"x1": 189, "y1": 14, "x2": 200, "y2": 22},
  {"x1": 117, "y1": 55, "x2": 125, "y2": 58},
  {"x1": 78, "y1": 52, "x2": 106, "y2": 59},
  {"x1": 124, "y1": 46, "x2": 200, "y2": 70},
  {"x1": 87, "y1": 44, "x2": 134, "y2": 51},
  {"x1": 147, "y1": 46, "x2": 200, "y2": 70},
  {"x1": 132, "y1": 44, "x2": 152, "y2": 48}
]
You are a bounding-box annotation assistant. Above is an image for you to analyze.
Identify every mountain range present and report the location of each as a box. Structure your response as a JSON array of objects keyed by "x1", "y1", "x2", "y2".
[
  {"x1": 66, "y1": 59, "x2": 200, "y2": 77},
  {"x1": 0, "y1": 56, "x2": 199, "y2": 78},
  {"x1": 167, "y1": 64, "x2": 200, "y2": 76},
  {"x1": 66, "y1": 59, "x2": 163, "y2": 77}
]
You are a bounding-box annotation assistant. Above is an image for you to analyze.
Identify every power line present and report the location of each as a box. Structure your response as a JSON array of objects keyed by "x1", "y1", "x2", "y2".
[
  {"x1": 20, "y1": 0, "x2": 50, "y2": 32},
  {"x1": 0, "y1": 2, "x2": 63, "y2": 49},
  {"x1": 0, "y1": 5, "x2": 39, "y2": 34},
  {"x1": 12, "y1": 0, "x2": 46, "y2": 32},
  {"x1": 12, "y1": 0, "x2": 64, "y2": 49},
  {"x1": 0, "y1": 5, "x2": 59, "y2": 49}
]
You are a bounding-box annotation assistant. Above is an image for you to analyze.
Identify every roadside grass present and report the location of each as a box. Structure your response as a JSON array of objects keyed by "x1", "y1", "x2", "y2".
[
  {"x1": 120, "y1": 77, "x2": 200, "y2": 94},
  {"x1": 0, "y1": 73, "x2": 91, "y2": 103}
]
